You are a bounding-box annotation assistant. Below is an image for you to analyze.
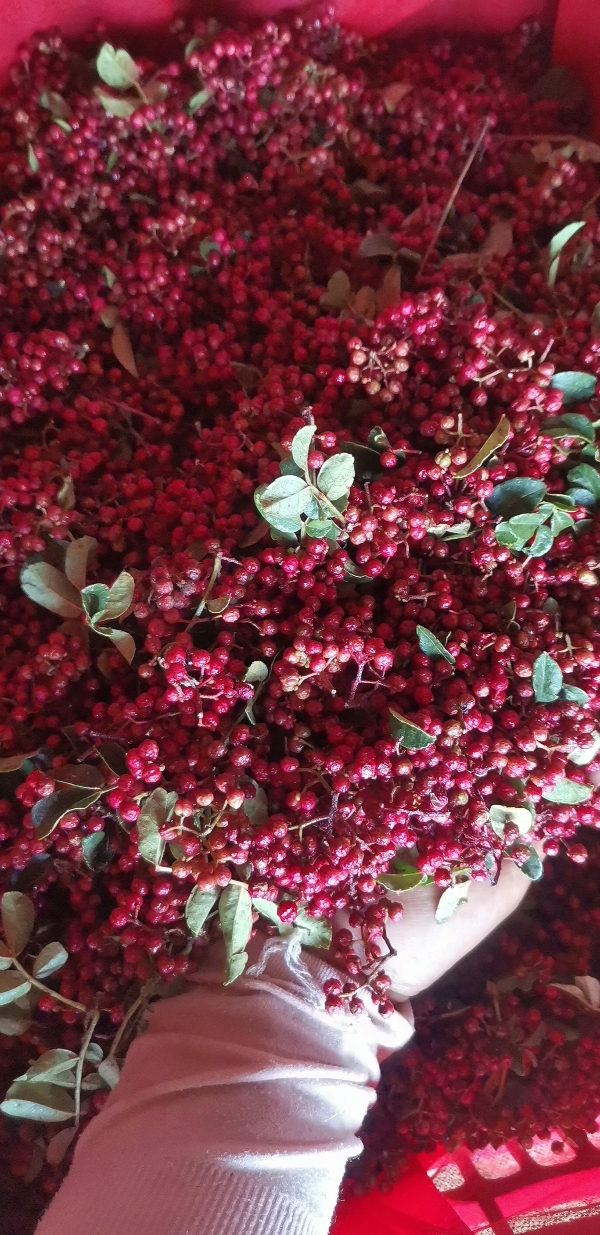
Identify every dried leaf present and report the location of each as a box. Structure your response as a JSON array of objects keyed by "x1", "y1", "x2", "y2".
[
  {"x1": 351, "y1": 285, "x2": 377, "y2": 319},
  {"x1": 33, "y1": 943, "x2": 68, "y2": 981},
  {"x1": 319, "y1": 270, "x2": 351, "y2": 309},
  {"x1": 40, "y1": 90, "x2": 72, "y2": 121},
  {"x1": 359, "y1": 232, "x2": 398, "y2": 259},
  {"x1": 46, "y1": 1127, "x2": 76, "y2": 1165},
  {"x1": 20, "y1": 562, "x2": 83, "y2": 620},
  {"x1": 2, "y1": 892, "x2": 35, "y2": 957},
  {"x1": 64, "y1": 536, "x2": 98, "y2": 592},
  {"x1": 112, "y1": 321, "x2": 138, "y2": 378},
  {"x1": 480, "y1": 221, "x2": 513, "y2": 259},
  {"x1": 100, "y1": 305, "x2": 119, "y2": 329},
  {"x1": 56, "y1": 476, "x2": 75, "y2": 511},
  {"x1": 381, "y1": 81, "x2": 413, "y2": 113},
  {"x1": 97, "y1": 1058, "x2": 120, "y2": 1089},
  {"x1": 0, "y1": 750, "x2": 40, "y2": 773},
  {"x1": 375, "y1": 266, "x2": 401, "y2": 313}
]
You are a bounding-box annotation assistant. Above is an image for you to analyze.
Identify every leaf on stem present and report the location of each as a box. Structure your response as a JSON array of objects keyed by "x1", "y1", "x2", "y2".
[
  {"x1": 455, "y1": 415, "x2": 510, "y2": 478},
  {"x1": 219, "y1": 884, "x2": 252, "y2": 985},
  {"x1": 20, "y1": 562, "x2": 83, "y2": 620},
  {"x1": 2, "y1": 892, "x2": 35, "y2": 957}
]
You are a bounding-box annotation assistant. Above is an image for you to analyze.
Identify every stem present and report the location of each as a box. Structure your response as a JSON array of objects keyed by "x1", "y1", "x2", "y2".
[
  {"x1": 12, "y1": 958, "x2": 86, "y2": 1014},
  {"x1": 420, "y1": 118, "x2": 491, "y2": 271},
  {"x1": 74, "y1": 1009, "x2": 99, "y2": 1129},
  {"x1": 190, "y1": 555, "x2": 222, "y2": 622}
]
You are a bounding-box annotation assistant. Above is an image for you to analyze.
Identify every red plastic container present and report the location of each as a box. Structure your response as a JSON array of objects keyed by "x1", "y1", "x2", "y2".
[{"x1": 2, "y1": 0, "x2": 600, "y2": 1230}]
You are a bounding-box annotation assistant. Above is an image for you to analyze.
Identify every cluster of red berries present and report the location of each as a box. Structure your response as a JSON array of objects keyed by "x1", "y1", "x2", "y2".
[
  {"x1": 0, "y1": 8, "x2": 599, "y2": 1221},
  {"x1": 347, "y1": 831, "x2": 600, "y2": 1193}
]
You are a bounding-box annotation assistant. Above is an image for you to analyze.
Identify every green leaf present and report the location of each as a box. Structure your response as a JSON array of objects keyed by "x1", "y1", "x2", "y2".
[
  {"x1": 53, "y1": 765, "x2": 105, "y2": 791},
  {"x1": 338, "y1": 441, "x2": 383, "y2": 481},
  {"x1": 97, "y1": 1057, "x2": 120, "y2": 1089},
  {"x1": 1, "y1": 1081, "x2": 75, "y2": 1122},
  {"x1": 243, "y1": 661, "x2": 268, "y2": 685},
  {"x1": 305, "y1": 519, "x2": 337, "y2": 539},
  {"x1": 81, "y1": 583, "x2": 110, "y2": 621},
  {"x1": 19, "y1": 1050, "x2": 77, "y2": 1085},
  {"x1": 188, "y1": 88, "x2": 213, "y2": 114},
  {"x1": 532, "y1": 652, "x2": 563, "y2": 703},
  {"x1": 254, "y1": 489, "x2": 301, "y2": 538},
  {"x1": 279, "y1": 457, "x2": 305, "y2": 478},
  {"x1": 0, "y1": 973, "x2": 32, "y2": 1005},
  {"x1": 507, "y1": 512, "x2": 546, "y2": 540},
  {"x1": 136, "y1": 788, "x2": 176, "y2": 866},
  {"x1": 527, "y1": 525, "x2": 553, "y2": 556},
  {"x1": 320, "y1": 270, "x2": 351, "y2": 309},
  {"x1": 96, "y1": 43, "x2": 140, "y2": 90},
  {"x1": 252, "y1": 898, "x2": 281, "y2": 926},
  {"x1": 495, "y1": 522, "x2": 519, "y2": 548},
  {"x1": 185, "y1": 887, "x2": 218, "y2": 937},
  {"x1": 541, "y1": 413, "x2": 596, "y2": 443},
  {"x1": 97, "y1": 92, "x2": 139, "y2": 118},
  {"x1": 550, "y1": 508, "x2": 574, "y2": 536},
  {"x1": 46, "y1": 1127, "x2": 77, "y2": 1166},
  {"x1": 259, "y1": 475, "x2": 313, "y2": 521},
  {"x1": 569, "y1": 732, "x2": 600, "y2": 765},
  {"x1": 486, "y1": 478, "x2": 547, "y2": 518},
  {"x1": 64, "y1": 536, "x2": 98, "y2": 591},
  {"x1": 544, "y1": 492, "x2": 577, "y2": 510},
  {"x1": 561, "y1": 685, "x2": 590, "y2": 706},
  {"x1": 106, "y1": 150, "x2": 118, "y2": 173},
  {"x1": 27, "y1": 144, "x2": 39, "y2": 173},
  {"x1": 33, "y1": 943, "x2": 68, "y2": 981},
  {"x1": 291, "y1": 425, "x2": 317, "y2": 473},
  {"x1": 547, "y1": 221, "x2": 585, "y2": 287},
  {"x1": 0, "y1": 749, "x2": 40, "y2": 773},
  {"x1": 567, "y1": 463, "x2": 600, "y2": 500},
  {"x1": 31, "y1": 789, "x2": 102, "y2": 840},
  {"x1": 550, "y1": 371, "x2": 596, "y2": 404},
  {"x1": 0, "y1": 1007, "x2": 31, "y2": 1036},
  {"x1": 489, "y1": 804, "x2": 534, "y2": 838},
  {"x1": 292, "y1": 907, "x2": 332, "y2": 949},
  {"x1": 219, "y1": 884, "x2": 252, "y2": 985},
  {"x1": 542, "y1": 779, "x2": 592, "y2": 804},
  {"x1": 102, "y1": 266, "x2": 116, "y2": 289},
  {"x1": 568, "y1": 487, "x2": 597, "y2": 509},
  {"x1": 514, "y1": 845, "x2": 544, "y2": 881},
  {"x1": 20, "y1": 562, "x2": 83, "y2": 620},
  {"x1": 90, "y1": 572, "x2": 134, "y2": 624},
  {"x1": 455, "y1": 415, "x2": 510, "y2": 478},
  {"x1": 316, "y1": 453, "x2": 355, "y2": 501},
  {"x1": 388, "y1": 708, "x2": 435, "y2": 750},
  {"x1": 107, "y1": 629, "x2": 136, "y2": 664},
  {"x1": 2, "y1": 893, "x2": 35, "y2": 957},
  {"x1": 81, "y1": 831, "x2": 111, "y2": 872},
  {"x1": 0, "y1": 944, "x2": 12, "y2": 971},
  {"x1": 243, "y1": 785, "x2": 268, "y2": 826},
  {"x1": 435, "y1": 881, "x2": 470, "y2": 924},
  {"x1": 377, "y1": 870, "x2": 430, "y2": 891},
  {"x1": 415, "y1": 625, "x2": 455, "y2": 665},
  {"x1": 40, "y1": 90, "x2": 72, "y2": 121},
  {"x1": 96, "y1": 741, "x2": 127, "y2": 776}
]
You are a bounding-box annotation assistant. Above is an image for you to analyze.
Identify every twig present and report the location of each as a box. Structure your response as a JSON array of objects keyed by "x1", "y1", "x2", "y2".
[
  {"x1": 74, "y1": 1009, "x2": 100, "y2": 1129},
  {"x1": 12, "y1": 957, "x2": 86, "y2": 1014},
  {"x1": 419, "y1": 118, "x2": 491, "y2": 271}
]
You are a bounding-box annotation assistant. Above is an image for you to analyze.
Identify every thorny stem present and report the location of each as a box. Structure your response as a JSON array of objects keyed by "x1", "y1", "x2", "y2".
[
  {"x1": 74, "y1": 1009, "x2": 100, "y2": 1129},
  {"x1": 106, "y1": 981, "x2": 159, "y2": 1062},
  {"x1": 420, "y1": 118, "x2": 491, "y2": 271},
  {"x1": 12, "y1": 957, "x2": 87, "y2": 1014}
]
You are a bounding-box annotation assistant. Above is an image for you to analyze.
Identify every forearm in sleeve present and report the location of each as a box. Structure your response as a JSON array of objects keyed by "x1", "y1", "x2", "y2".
[{"x1": 35, "y1": 936, "x2": 413, "y2": 1235}]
